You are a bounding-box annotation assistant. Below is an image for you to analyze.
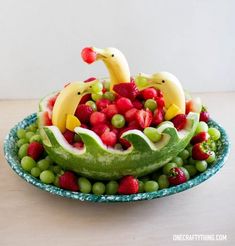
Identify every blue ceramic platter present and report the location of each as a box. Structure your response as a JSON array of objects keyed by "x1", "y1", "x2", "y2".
[{"x1": 4, "y1": 113, "x2": 230, "y2": 203}]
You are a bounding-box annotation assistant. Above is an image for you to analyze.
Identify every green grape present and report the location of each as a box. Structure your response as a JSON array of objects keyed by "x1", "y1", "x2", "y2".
[
  {"x1": 184, "y1": 165, "x2": 197, "y2": 177},
  {"x1": 172, "y1": 156, "x2": 183, "y2": 167},
  {"x1": 92, "y1": 82, "x2": 103, "y2": 93},
  {"x1": 103, "y1": 80, "x2": 110, "y2": 90},
  {"x1": 158, "y1": 175, "x2": 170, "y2": 189},
  {"x1": 74, "y1": 133, "x2": 81, "y2": 142},
  {"x1": 208, "y1": 128, "x2": 221, "y2": 141},
  {"x1": 195, "y1": 121, "x2": 208, "y2": 135},
  {"x1": 25, "y1": 132, "x2": 34, "y2": 141},
  {"x1": 138, "y1": 180, "x2": 145, "y2": 193},
  {"x1": 21, "y1": 156, "x2": 36, "y2": 172},
  {"x1": 86, "y1": 101, "x2": 97, "y2": 111},
  {"x1": 17, "y1": 128, "x2": 26, "y2": 139},
  {"x1": 103, "y1": 91, "x2": 115, "y2": 101},
  {"x1": 78, "y1": 177, "x2": 92, "y2": 194},
  {"x1": 31, "y1": 167, "x2": 41, "y2": 177},
  {"x1": 27, "y1": 123, "x2": 37, "y2": 132},
  {"x1": 45, "y1": 156, "x2": 54, "y2": 165},
  {"x1": 144, "y1": 99, "x2": 157, "y2": 111},
  {"x1": 53, "y1": 176, "x2": 60, "y2": 187},
  {"x1": 206, "y1": 151, "x2": 216, "y2": 163},
  {"x1": 186, "y1": 144, "x2": 193, "y2": 156},
  {"x1": 18, "y1": 143, "x2": 29, "y2": 159},
  {"x1": 188, "y1": 157, "x2": 196, "y2": 165},
  {"x1": 91, "y1": 93, "x2": 103, "y2": 101},
  {"x1": 209, "y1": 141, "x2": 217, "y2": 151},
  {"x1": 16, "y1": 138, "x2": 28, "y2": 148},
  {"x1": 178, "y1": 149, "x2": 190, "y2": 160},
  {"x1": 37, "y1": 159, "x2": 50, "y2": 171},
  {"x1": 92, "y1": 182, "x2": 105, "y2": 195},
  {"x1": 144, "y1": 181, "x2": 159, "y2": 192},
  {"x1": 195, "y1": 160, "x2": 208, "y2": 172},
  {"x1": 106, "y1": 181, "x2": 119, "y2": 195},
  {"x1": 40, "y1": 170, "x2": 55, "y2": 184},
  {"x1": 53, "y1": 165, "x2": 62, "y2": 174},
  {"x1": 111, "y1": 114, "x2": 125, "y2": 128},
  {"x1": 163, "y1": 162, "x2": 177, "y2": 175},
  {"x1": 144, "y1": 127, "x2": 161, "y2": 142},
  {"x1": 29, "y1": 134, "x2": 41, "y2": 143},
  {"x1": 135, "y1": 76, "x2": 148, "y2": 87},
  {"x1": 180, "y1": 167, "x2": 190, "y2": 180}
]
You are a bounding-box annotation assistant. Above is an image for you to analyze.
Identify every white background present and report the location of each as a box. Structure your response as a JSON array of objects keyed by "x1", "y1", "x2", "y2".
[{"x1": 0, "y1": 0, "x2": 234, "y2": 99}]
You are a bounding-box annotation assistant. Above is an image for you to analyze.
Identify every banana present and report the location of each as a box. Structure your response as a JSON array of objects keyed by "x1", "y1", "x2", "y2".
[
  {"x1": 92, "y1": 47, "x2": 130, "y2": 89},
  {"x1": 52, "y1": 80, "x2": 97, "y2": 133},
  {"x1": 136, "y1": 72, "x2": 186, "y2": 114}
]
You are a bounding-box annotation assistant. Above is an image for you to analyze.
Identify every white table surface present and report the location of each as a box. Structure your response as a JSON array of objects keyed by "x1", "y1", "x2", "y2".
[{"x1": 0, "y1": 92, "x2": 234, "y2": 246}]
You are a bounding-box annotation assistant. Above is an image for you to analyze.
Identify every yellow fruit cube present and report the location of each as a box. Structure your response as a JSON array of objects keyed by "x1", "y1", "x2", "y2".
[
  {"x1": 164, "y1": 104, "x2": 181, "y2": 121},
  {"x1": 66, "y1": 114, "x2": 81, "y2": 132}
]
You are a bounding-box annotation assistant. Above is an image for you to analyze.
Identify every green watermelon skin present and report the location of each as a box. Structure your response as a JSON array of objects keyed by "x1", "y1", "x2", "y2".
[{"x1": 40, "y1": 113, "x2": 199, "y2": 180}]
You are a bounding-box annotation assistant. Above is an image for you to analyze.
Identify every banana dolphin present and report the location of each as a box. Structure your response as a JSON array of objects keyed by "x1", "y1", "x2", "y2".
[
  {"x1": 137, "y1": 72, "x2": 186, "y2": 114},
  {"x1": 52, "y1": 80, "x2": 97, "y2": 133},
  {"x1": 91, "y1": 47, "x2": 130, "y2": 89}
]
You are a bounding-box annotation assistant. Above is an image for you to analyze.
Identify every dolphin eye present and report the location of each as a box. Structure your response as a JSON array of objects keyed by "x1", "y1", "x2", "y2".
[
  {"x1": 162, "y1": 80, "x2": 165, "y2": 83},
  {"x1": 111, "y1": 54, "x2": 115, "y2": 57}
]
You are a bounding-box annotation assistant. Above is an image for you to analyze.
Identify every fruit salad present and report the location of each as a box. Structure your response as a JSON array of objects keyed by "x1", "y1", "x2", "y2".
[{"x1": 15, "y1": 47, "x2": 222, "y2": 195}]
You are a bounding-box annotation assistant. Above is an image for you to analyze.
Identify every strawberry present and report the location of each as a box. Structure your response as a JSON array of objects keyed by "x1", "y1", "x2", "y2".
[
  {"x1": 81, "y1": 47, "x2": 96, "y2": 64},
  {"x1": 192, "y1": 142, "x2": 210, "y2": 160},
  {"x1": 142, "y1": 87, "x2": 157, "y2": 100},
  {"x1": 84, "y1": 77, "x2": 96, "y2": 82},
  {"x1": 96, "y1": 98, "x2": 111, "y2": 111},
  {"x1": 133, "y1": 100, "x2": 143, "y2": 109},
  {"x1": 102, "y1": 104, "x2": 119, "y2": 120},
  {"x1": 79, "y1": 94, "x2": 92, "y2": 104},
  {"x1": 116, "y1": 97, "x2": 134, "y2": 114},
  {"x1": 113, "y1": 82, "x2": 139, "y2": 101},
  {"x1": 27, "y1": 142, "x2": 44, "y2": 160},
  {"x1": 200, "y1": 111, "x2": 210, "y2": 122},
  {"x1": 125, "y1": 108, "x2": 138, "y2": 122},
  {"x1": 168, "y1": 167, "x2": 187, "y2": 185},
  {"x1": 171, "y1": 114, "x2": 187, "y2": 131},
  {"x1": 152, "y1": 108, "x2": 164, "y2": 126},
  {"x1": 101, "y1": 131, "x2": 117, "y2": 147},
  {"x1": 155, "y1": 96, "x2": 165, "y2": 108},
  {"x1": 135, "y1": 109, "x2": 152, "y2": 129},
  {"x1": 118, "y1": 175, "x2": 139, "y2": 194},
  {"x1": 191, "y1": 132, "x2": 209, "y2": 145},
  {"x1": 92, "y1": 123, "x2": 110, "y2": 136},
  {"x1": 156, "y1": 89, "x2": 164, "y2": 98},
  {"x1": 59, "y1": 171, "x2": 79, "y2": 191},
  {"x1": 73, "y1": 141, "x2": 84, "y2": 150},
  {"x1": 75, "y1": 104, "x2": 93, "y2": 124},
  {"x1": 128, "y1": 120, "x2": 141, "y2": 129},
  {"x1": 63, "y1": 130, "x2": 75, "y2": 144},
  {"x1": 90, "y1": 112, "x2": 106, "y2": 126}
]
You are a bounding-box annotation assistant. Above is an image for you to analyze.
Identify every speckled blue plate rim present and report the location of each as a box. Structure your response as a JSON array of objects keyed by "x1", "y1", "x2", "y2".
[{"x1": 3, "y1": 113, "x2": 230, "y2": 203}]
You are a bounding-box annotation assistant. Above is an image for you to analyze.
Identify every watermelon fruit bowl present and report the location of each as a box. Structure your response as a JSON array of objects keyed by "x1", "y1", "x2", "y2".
[
  {"x1": 3, "y1": 46, "x2": 231, "y2": 202},
  {"x1": 4, "y1": 113, "x2": 230, "y2": 202}
]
